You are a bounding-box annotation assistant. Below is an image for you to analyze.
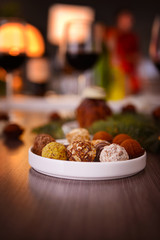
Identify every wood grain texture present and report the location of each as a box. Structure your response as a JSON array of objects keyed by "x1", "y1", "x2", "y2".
[{"x1": 0, "y1": 112, "x2": 160, "y2": 240}]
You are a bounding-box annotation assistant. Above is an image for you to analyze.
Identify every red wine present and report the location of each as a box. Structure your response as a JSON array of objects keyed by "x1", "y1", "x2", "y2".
[
  {"x1": 0, "y1": 53, "x2": 26, "y2": 72},
  {"x1": 66, "y1": 52, "x2": 99, "y2": 71}
]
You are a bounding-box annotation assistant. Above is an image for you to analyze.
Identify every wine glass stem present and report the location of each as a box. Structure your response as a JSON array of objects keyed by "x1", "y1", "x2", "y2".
[
  {"x1": 78, "y1": 73, "x2": 86, "y2": 95},
  {"x1": 6, "y1": 72, "x2": 13, "y2": 104}
]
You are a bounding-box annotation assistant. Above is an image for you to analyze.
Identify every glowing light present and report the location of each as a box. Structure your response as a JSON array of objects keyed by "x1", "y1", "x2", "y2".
[
  {"x1": 47, "y1": 4, "x2": 95, "y2": 45},
  {"x1": 0, "y1": 22, "x2": 45, "y2": 57}
]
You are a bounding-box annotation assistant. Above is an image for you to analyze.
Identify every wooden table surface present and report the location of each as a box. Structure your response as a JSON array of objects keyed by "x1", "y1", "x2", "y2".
[{"x1": 0, "y1": 111, "x2": 160, "y2": 240}]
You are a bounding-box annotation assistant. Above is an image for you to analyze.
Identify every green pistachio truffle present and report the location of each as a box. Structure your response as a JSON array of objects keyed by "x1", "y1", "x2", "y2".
[{"x1": 42, "y1": 142, "x2": 67, "y2": 160}]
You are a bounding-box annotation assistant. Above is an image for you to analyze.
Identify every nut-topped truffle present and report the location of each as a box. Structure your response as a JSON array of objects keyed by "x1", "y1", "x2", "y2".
[
  {"x1": 67, "y1": 140, "x2": 96, "y2": 162},
  {"x1": 66, "y1": 128, "x2": 90, "y2": 143},
  {"x1": 100, "y1": 143, "x2": 129, "y2": 162}
]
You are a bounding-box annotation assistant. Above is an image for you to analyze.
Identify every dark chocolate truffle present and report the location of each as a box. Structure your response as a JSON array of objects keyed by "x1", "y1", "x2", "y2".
[
  {"x1": 49, "y1": 112, "x2": 61, "y2": 121},
  {"x1": 121, "y1": 139, "x2": 144, "y2": 159},
  {"x1": 32, "y1": 133, "x2": 55, "y2": 156},
  {"x1": 93, "y1": 131, "x2": 113, "y2": 143},
  {"x1": 95, "y1": 141, "x2": 110, "y2": 161},
  {"x1": 152, "y1": 106, "x2": 160, "y2": 120},
  {"x1": 113, "y1": 134, "x2": 132, "y2": 145},
  {"x1": 122, "y1": 104, "x2": 137, "y2": 113},
  {"x1": 0, "y1": 112, "x2": 9, "y2": 121},
  {"x1": 3, "y1": 123, "x2": 24, "y2": 139}
]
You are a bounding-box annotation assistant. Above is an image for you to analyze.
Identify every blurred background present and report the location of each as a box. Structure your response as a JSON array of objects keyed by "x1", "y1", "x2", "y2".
[
  {"x1": 0, "y1": 0, "x2": 160, "y2": 100},
  {"x1": 0, "y1": 0, "x2": 159, "y2": 56}
]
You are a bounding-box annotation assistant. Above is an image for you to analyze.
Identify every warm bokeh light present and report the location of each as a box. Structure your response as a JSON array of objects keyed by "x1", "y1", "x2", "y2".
[
  {"x1": 0, "y1": 22, "x2": 26, "y2": 54},
  {"x1": 0, "y1": 22, "x2": 45, "y2": 57},
  {"x1": 47, "y1": 4, "x2": 95, "y2": 45},
  {"x1": 26, "y1": 24, "x2": 45, "y2": 57}
]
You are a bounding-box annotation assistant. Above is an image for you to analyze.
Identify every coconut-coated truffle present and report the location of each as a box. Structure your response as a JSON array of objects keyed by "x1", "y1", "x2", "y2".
[
  {"x1": 32, "y1": 134, "x2": 55, "y2": 156},
  {"x1": 112, "y1": 133, "x2": 132, "y2": 145},
  {"x1": 67, "y1": 140, "x2": 96, "y2": 162},
  {"x1": 42, "y1": 142, "x2": 67, "y2": 160},
  {"x1": 66, "y1": 128, "x2": 90, "y2": 143},
  {"x1": 100, "y1": 143, "x2": 129, "y2": 162},
  {"x1": 93, "y1": 131, "x2": 113, "y2": 143},
  {"x1": 120, "y1": 139, "x2": 144, "y2": 159}
]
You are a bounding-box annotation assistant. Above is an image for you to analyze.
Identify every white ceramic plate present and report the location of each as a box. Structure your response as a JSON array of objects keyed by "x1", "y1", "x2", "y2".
[{"x1": 28, "y1": 140, "x2": 146, "y2": 181}]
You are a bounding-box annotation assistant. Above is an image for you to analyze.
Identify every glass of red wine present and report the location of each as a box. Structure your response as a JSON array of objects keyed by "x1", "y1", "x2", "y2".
[
  {"x1": 149, "y1": 16, "x2": 160, "y2": 72},
  {"x1": 65, "y1": 20, "x2": 102, "y2": 94},
  {"x1": 0, "y1": 18, "x2": 27, "y2": 103}
]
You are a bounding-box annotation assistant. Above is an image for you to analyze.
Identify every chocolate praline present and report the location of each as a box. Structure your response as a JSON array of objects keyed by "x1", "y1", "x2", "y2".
[
  {"x1": 3, "y1": 123, "x2": 24, "y2": 139},
  {"x1": 32, "y1": 133, "x2": 55, "y2": 156},
  {"x1": 95, "y1": 141, "x2": 110, "y2": 162}
]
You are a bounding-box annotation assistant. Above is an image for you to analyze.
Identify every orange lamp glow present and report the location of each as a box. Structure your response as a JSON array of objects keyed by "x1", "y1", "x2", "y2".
[
  {"x1": 0, "y1": 22, "x2": 45, "y2": 57},
  {"x1": 47, "y1": 4, "x2": 95, "y2": 45},
  {"x1": 26, "y1": 24, "x2": 45, "y2": 57},
  {"x1": 0, "y1": 22, "x2": 26, "y2": 55}
]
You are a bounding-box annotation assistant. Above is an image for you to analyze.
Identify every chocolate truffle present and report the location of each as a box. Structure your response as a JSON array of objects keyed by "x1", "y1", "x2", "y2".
[
  {"x1": 66, "y1": 128, "x2": 90, "y2": 143},
  {"x1": 49, "y1": 112, "x2": 61, "y2": 121},
  {"x1": 94, "y1": 140, "x2": 110, "y2": 162},
  {"x1": 3, "y1": 123, "x2": 24, "y2": 139},
  {"x1": 113, "y1": 133, "x2": 132, "y2": 145},
  {"x1": 100, "y1": 143, "x2": 129, "y2": 162},
  {"x1": 32, "y1": 134, "x2": 55, "y2": 156},
  {"x1": 42, "y1": 142, "x2": 67, "y2": 160},
  {"x1": 76, "y1": 86, "x2": 112, "y2": 128},
  {"x1": 0, "y1": 112, "x2": 9, "y2": 121},
  {"x1": 122, "y1": 104, "x2": 136, "y2": 113},
  {"x1": 93, "y1": 131, "x2": 113, "y2": 142},
  {"x1": 121, "y1": 139, "x2": 144, "y2": 159},
  {"x1": 67, "y1": 140, "x2": 96, "y2": 162},
  {"x1": 152, "y1": 106, "x2": 160, "y2": 120}
]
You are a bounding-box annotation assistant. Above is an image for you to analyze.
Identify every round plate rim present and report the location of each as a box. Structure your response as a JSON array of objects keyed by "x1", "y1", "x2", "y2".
[{"x1": 28, "y1": 141, "x2": 146, "y2": 180}]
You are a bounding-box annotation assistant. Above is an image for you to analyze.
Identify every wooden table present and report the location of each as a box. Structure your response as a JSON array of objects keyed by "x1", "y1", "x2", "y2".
[{"x1": 0, "y1": 111, "x2": 160, "y2": 240}]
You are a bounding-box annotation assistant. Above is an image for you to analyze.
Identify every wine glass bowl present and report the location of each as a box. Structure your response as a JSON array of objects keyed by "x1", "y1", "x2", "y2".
[
  {"x1": 65, "y1": 20, "x2": 102, "y2": 94},
  {"x1": 0, "y1": 18, "x2": 27, "y2": 101}
]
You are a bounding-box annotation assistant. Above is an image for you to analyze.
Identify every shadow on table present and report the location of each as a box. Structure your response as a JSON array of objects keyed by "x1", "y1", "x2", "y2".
[{"x1": 3, "y1": 138, "x2": 24, "y2": 149}]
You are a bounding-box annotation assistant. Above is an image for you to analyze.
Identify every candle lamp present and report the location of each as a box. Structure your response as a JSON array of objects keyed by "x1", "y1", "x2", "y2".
[{"x1": 0, "y1": 18, "x2": 45, "y2": 102}]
